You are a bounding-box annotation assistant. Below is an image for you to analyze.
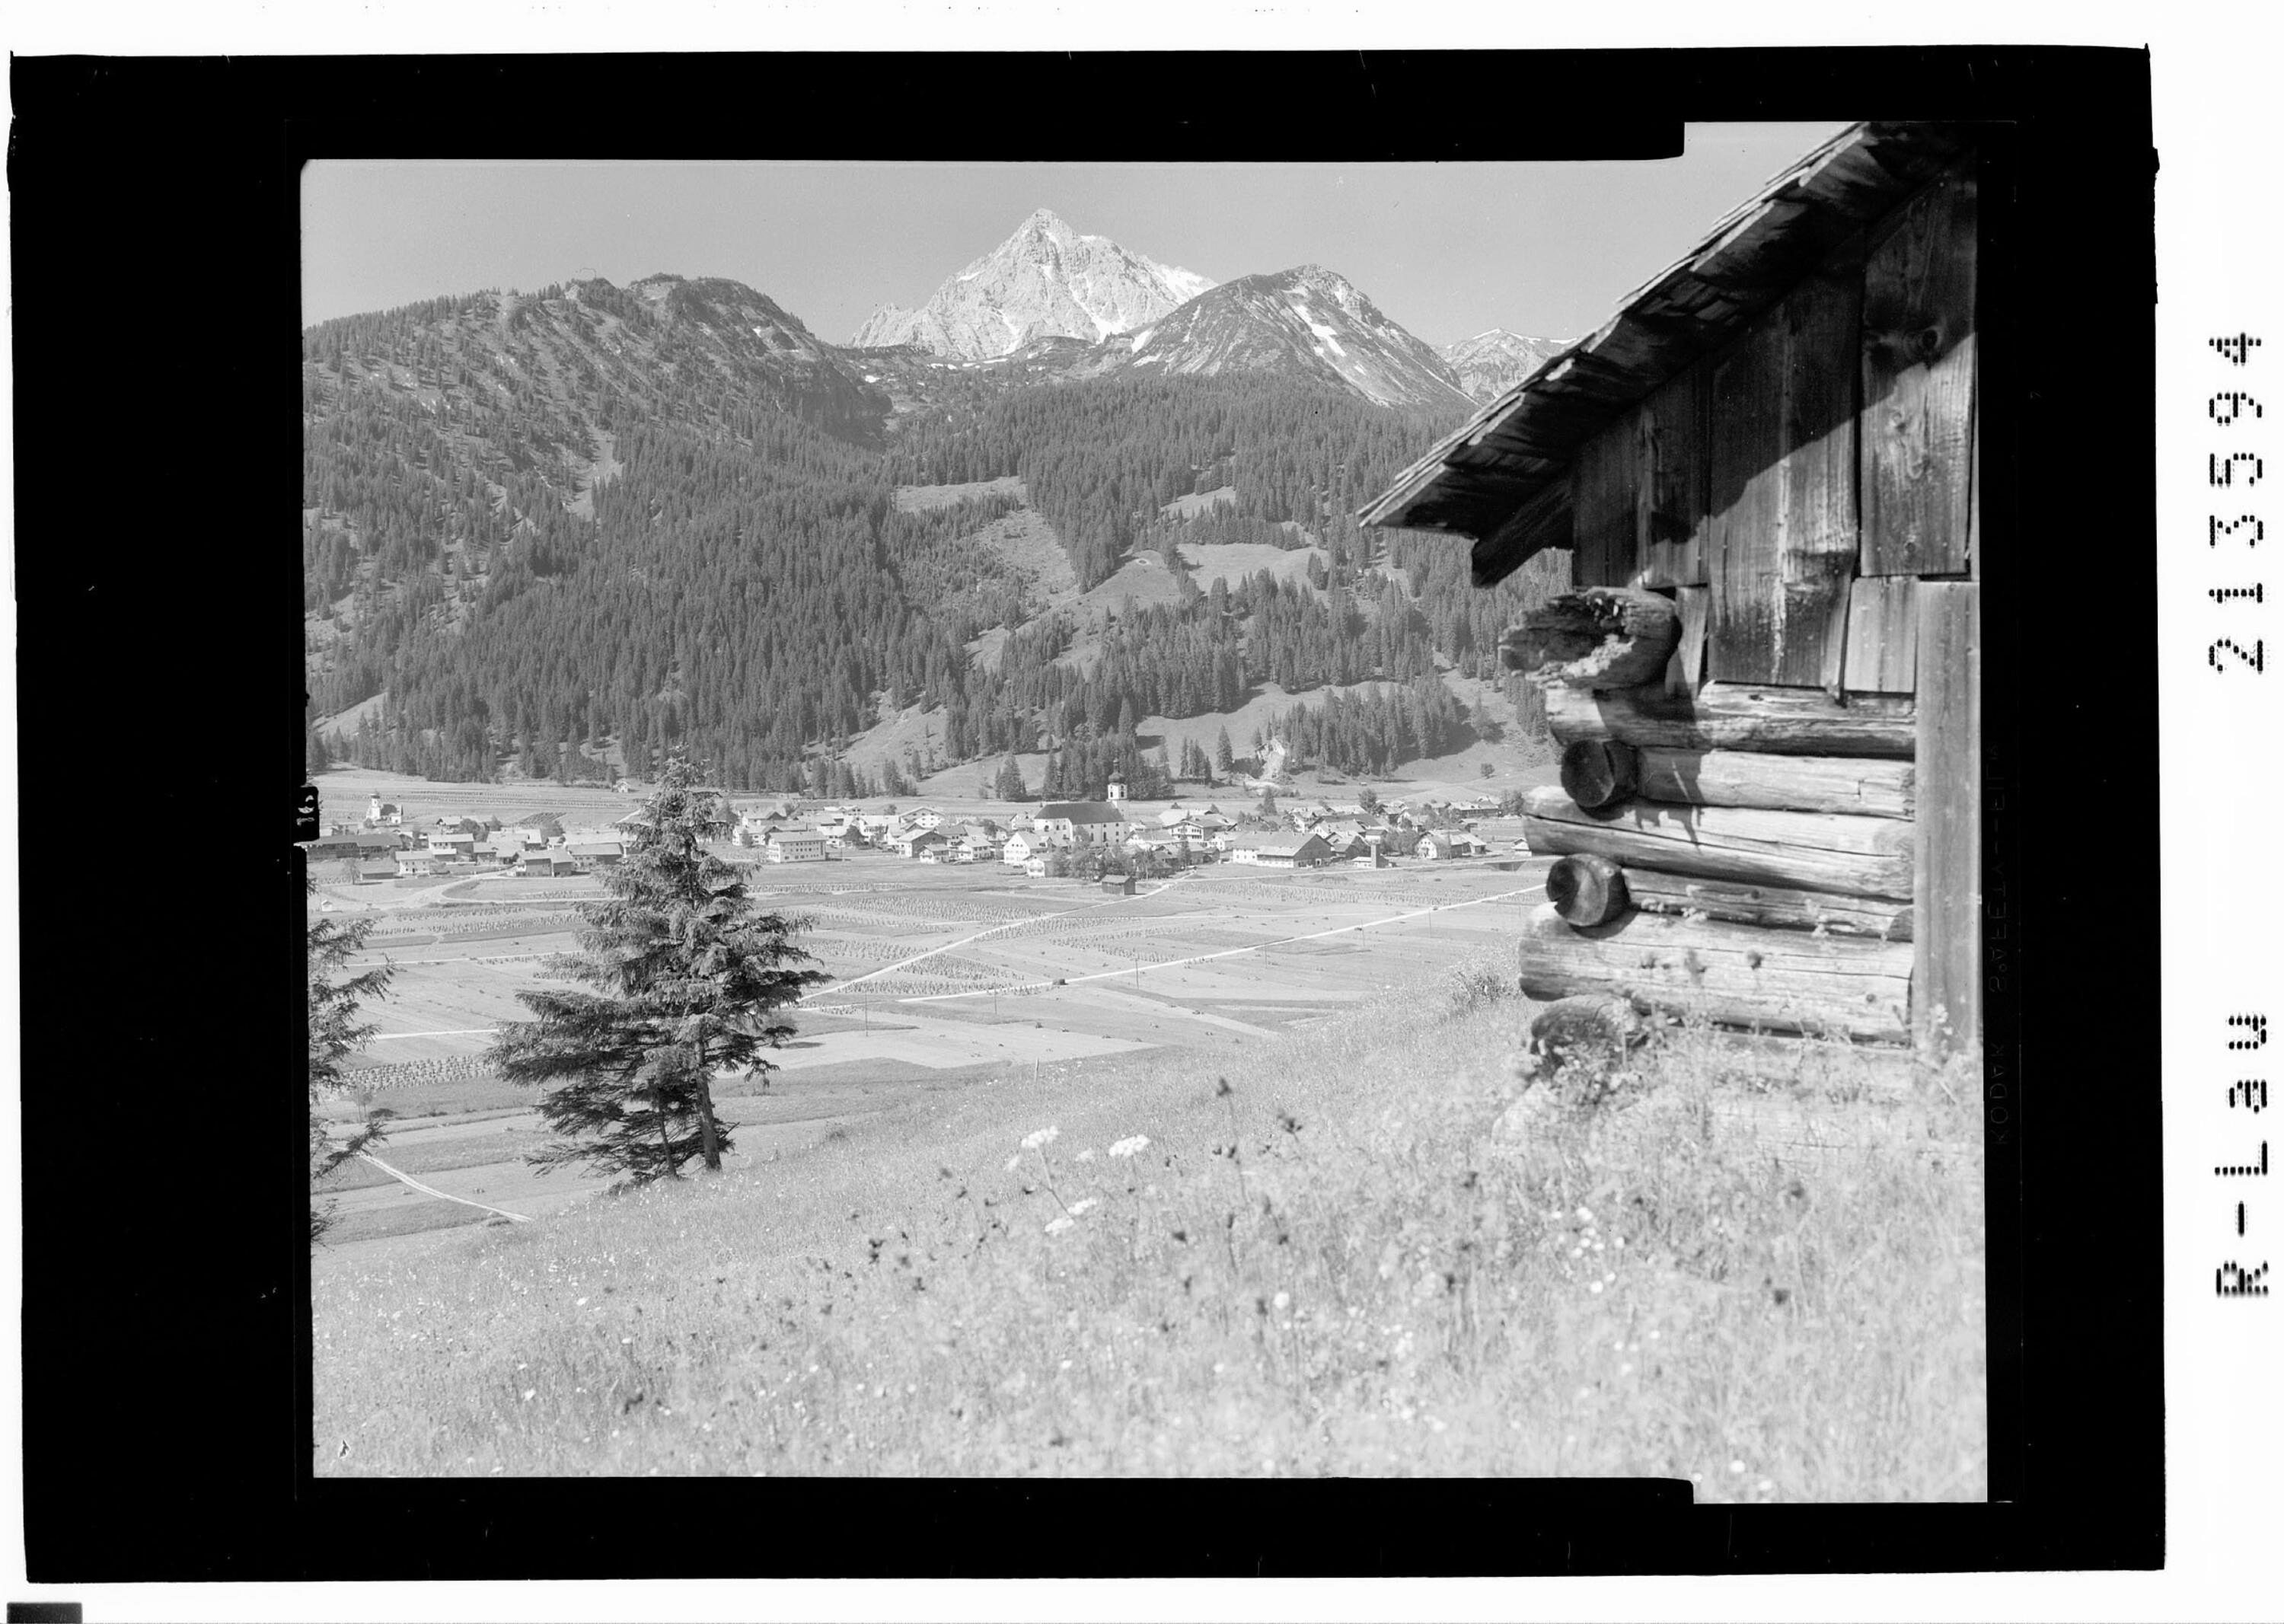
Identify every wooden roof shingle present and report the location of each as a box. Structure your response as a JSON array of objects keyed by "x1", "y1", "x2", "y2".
[{"x1": 1358, "y1": 121, "x2": 1979, "y2": 585}]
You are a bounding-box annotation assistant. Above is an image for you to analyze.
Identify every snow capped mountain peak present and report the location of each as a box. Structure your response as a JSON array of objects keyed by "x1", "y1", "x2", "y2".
[
  {"x1": 1438, "y1": 327, "x2": 1570, "y2": 402},
  {"x1": 1070, "y1": 262, "x2": 1472, "y2": 413},
  {"x1": 849, "y1": 211, "x2": 1214, "y2": 359}
]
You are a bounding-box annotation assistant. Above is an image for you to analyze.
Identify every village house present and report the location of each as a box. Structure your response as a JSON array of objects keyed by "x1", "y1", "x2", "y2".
[
  {"x1": 894, "y1": 828, "x2": 947, "y2": 860},
  {"x1": 567, "y1": 839, "x2": 623, "y2": 869},
  {"x1": 1035, "y1": 802, "x2": 1126, "y2": 849},
  {"x1": 423, "y1": 829, "x2": 477, "y2": 860},
  {"x1": 764, "y1": 828, "x2": 829, "y2": 863},
  {"x1": 946, "y1": 825, "x2": 1000, "y2": 863},
  {"x1": 1023, "y1": 857, "x2": 1051, "y2": 879},
  {"x1": 1000, "y1": 831, "x2": 1038, "y2": 868},
  {"x1": 397, "y1": 850, "x2": 444, "y2": 878},
  {"x1": 1101, "y1": 873, "x2": 1137, "y2": 895},
  {"x1": 1415, "y1": 829, "x2": 1462, "y2": 862},
  {"x1": 904, "y1": 806, "x2": 944, "y2": 832},
  {"x1": 366, "y1": 796, "x2": 403, "y2": 827},
  {"x1": 356, "y1": 855, "x2": 400, "y2": 883},
  {"x1": 1362, "y1": 120, "x2": 1982, "y2": 1056},
  {"x1": 520, "y1": 850, "x2": 577, "y2": 879},
  {"x1": 1229, "y1": 832, "x2": 1332, "y2": 869}
]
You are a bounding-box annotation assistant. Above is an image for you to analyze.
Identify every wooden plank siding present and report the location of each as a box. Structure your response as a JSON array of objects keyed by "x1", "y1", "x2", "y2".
[
  {"x1": 1842, "y1": 576, "x2": 1919, "y2": 693},
  {"x1": 1635, "y1": 362, "x2": 1711, "y2": 588},
  {"x1": 1913, "y1": 580, "x2": 1982, "y2": 1057},
  {"x1": 1569, "y1": 405, "x2": 1640, "y2": 589},
  {"x1": 1706, "y1": 244, "x2": 1865, "y2": 688},
  {"x1": 1860, "y1": 160, "x2": 1979, "y2": 577},
  {"x1": 1665, "y1": 585, "x2": 1710, "y2": 697}
]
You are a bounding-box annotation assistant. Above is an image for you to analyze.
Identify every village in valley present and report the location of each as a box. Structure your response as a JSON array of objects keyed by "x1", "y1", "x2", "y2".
[
  {"x1": 308, "y1": 768, "x2": 1527, "y2": 887},
  {"x1": 305, "y1": 757, "x2": 1554, "y2": 1250}
]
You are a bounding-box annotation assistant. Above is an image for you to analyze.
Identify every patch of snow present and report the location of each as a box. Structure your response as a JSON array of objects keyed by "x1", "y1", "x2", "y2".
[
  {"x1": 862, "y1": 374, "x2": 880, "y2": 384},
  {"x1": 1291, "y1": 302, "x2": 1348, "y2": 356},
  {"x1": 1130, "y1": 328, "x2": 1154, "y2": 354}
]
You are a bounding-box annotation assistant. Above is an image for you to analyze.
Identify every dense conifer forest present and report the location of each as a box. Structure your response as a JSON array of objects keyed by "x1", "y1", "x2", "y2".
[{"x1": 301, "y1": 282, "x2": 1565, "y2": 793}]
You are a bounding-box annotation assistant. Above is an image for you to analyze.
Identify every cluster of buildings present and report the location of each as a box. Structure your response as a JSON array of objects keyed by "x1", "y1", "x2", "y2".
[
  {"x1": 309, "y1": 787, "x2": 1517, "y2": 887},
  {"x1": 302, "y1": 796, "x2": 626, "y2": 883},
  {"x1": 735, "y1": 791, "x2": 1511, "y2": 876}
]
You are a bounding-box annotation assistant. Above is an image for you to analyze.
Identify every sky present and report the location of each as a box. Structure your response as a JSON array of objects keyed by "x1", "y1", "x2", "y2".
[{"x1": 301, "y1": 124, "x2": 1850, "y2": 352}]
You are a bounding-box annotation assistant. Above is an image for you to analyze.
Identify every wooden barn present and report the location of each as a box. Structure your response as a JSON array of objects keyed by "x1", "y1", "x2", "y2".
[{"x1": 1364, "y1": 122, "x2": 1983, "y2": 1061}]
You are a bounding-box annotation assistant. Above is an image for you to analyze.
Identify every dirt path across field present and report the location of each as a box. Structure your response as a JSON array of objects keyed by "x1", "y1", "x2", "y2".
[
  {"x1": 356, "y1": 1151, "x2": 531, "y2": 1223},
  {"x1": 800, "y1": 879, "x2": 1177, "y2": 1001},
  {"x1": 898, "y1": 882, "x2": 1544, "y2": 1005}
]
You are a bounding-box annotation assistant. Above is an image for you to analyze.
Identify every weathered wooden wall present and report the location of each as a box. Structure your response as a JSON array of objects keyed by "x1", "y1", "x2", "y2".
[{"x1": 1526, "y1": 155, "x2": 1980, "y2": 1057}]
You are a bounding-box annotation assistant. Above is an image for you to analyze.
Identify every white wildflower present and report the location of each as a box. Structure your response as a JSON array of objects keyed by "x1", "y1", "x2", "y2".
[
  {"x1": 1021, "y1": 1126, "x2": 1060, "y2": 1151},
  {"x1": 1075, "y1": 1148, "x2": 1096, "y2": 1163},
  {"x1": 1004, "y1": 1154, "x2": 1022, "y2": 1171},
  {"x1": 1067, "y1": 1198, "x2": 1098, "y2": 1216},
  {"x1": 1109, "y1": 1135, "x2": 1150, "y2": 1159},
  {"x1": 1044, "y1": 1217, "x2": 1074, "y2": 1234},
  {"x1": 1273, "y1": 1291, "x2": 1290, "y2": 1312}
]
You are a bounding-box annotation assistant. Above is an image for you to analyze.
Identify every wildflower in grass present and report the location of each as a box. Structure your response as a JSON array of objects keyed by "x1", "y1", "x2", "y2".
[
  {"x1": 1004, "y1": 1155, "x2": 1021, "y2": 1172},
  {"x1": 1273, "y1": 1291, "x2": 1290, "y2": 1313},
  {"x1": 1021, "y1": 1127, "x2": 1060, "y2": 1151},
  {"x1": 1068, "y1": 1198, "x2": 1098, "y2": 1216},
  {"x1": 1730, "y1": 1460, "x2": 1746, "y2": 1474},
  {"x1": 1109, "y1": 1135, "x2": 1150, "y2": 1159},
  {"x1": 1045, "y1": 1217, "x2": 1074, "y2": 1234},
  {"x1": 1075, "y1": 1148, "x2": 1096, "y2": 1163},
  {"x1": 522, "y1": 1389, "x2": 537, "y2": 1402}
]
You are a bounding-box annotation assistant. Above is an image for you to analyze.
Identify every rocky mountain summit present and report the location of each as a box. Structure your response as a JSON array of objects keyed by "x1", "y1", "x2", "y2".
[
  {"x1": 1439, "y1": 328, "x2": 1568, "y2": 402},
  {"x1": 849, "y1": 208, "x2": 1214, "y2": 360},
  {"x1": 1082, "y1": 263, "x2": 1475, "y2": 413}
]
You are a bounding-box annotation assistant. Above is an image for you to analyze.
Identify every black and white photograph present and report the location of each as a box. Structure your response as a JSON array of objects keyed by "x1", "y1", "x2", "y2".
[
  {"x1": 15, "y1": 32, "x2": 2218, "y2": 1612},
  {"x1": 295, "y1": 121, "x2": 1992, "y2": 1490}
]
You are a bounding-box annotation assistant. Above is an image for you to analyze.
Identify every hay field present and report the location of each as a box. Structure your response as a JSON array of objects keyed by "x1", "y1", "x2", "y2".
[{"x1": 319, "y1": 850, "x2": 1554, "y2": 1248}]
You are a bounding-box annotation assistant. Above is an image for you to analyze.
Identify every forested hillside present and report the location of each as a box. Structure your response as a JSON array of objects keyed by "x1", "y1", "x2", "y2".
[{"x1": 303, "y1": 278, "x2": 1567, "y2": 795}]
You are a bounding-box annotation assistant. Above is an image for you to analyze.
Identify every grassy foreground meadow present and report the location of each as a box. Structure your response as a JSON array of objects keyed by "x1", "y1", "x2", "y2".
[{"x1": 314, "y1": 965, "x2": 1985, "y2": 1492}]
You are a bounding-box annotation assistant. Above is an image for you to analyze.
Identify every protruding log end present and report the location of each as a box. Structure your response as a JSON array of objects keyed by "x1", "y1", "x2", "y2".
[
  {"x1": 1546, "y1": 853, "x2": 1630, "y2": 927},
  {"x1": 1558, "y1": 739, "x2": 1640, "y2": 812},
  {"x1": 1507, "y1": 587, "x2": 1681, "y2": 690}
]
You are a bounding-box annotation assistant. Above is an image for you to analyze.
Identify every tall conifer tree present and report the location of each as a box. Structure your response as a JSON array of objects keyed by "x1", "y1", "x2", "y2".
[{"x1": 489, "y1": 758, "x2": 827, "y2": 1181}]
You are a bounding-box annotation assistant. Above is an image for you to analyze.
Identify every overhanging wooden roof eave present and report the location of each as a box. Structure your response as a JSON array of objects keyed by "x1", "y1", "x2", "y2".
[{"x1": 1360, "y1": 120, "x2": 1979, "y2": 555}]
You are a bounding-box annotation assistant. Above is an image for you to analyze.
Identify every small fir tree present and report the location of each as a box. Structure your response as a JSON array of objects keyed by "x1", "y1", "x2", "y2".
[
  {"x1": 488, "y1": 758, "x2": 828, "y2": 1182},
  {"x1": 308, "y1": 879, "x2": 396, "y2": 1243},
  {"x1": 994, "y1": 754, "x2": 1035, "y2": 802}
]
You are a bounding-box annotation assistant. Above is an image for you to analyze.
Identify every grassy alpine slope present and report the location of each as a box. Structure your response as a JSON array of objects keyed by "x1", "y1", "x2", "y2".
[{"x1": 314, "y1": 965, "x2": 1985, "y2": 1491}]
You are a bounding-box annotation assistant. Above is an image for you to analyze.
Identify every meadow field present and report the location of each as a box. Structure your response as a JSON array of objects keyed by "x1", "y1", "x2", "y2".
[
  {"x1": 314, "y1": 813, "x2": 1554, "y2": 1246},
  {"x1": 310, "y1": 767, "x2": 1983, "y2": 1488},
  {"x1": 312, "y1": 968, "x2": 1986, "y2": 1489}
]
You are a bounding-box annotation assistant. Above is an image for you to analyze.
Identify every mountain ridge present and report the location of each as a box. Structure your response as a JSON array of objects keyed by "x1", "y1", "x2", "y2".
[
  {"x1": 1438, "y1": 327, "x2": 1568, "y2": 402},
  {"x1": 850, "y1": 208, "x2": 1214, "y2": 360}
]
